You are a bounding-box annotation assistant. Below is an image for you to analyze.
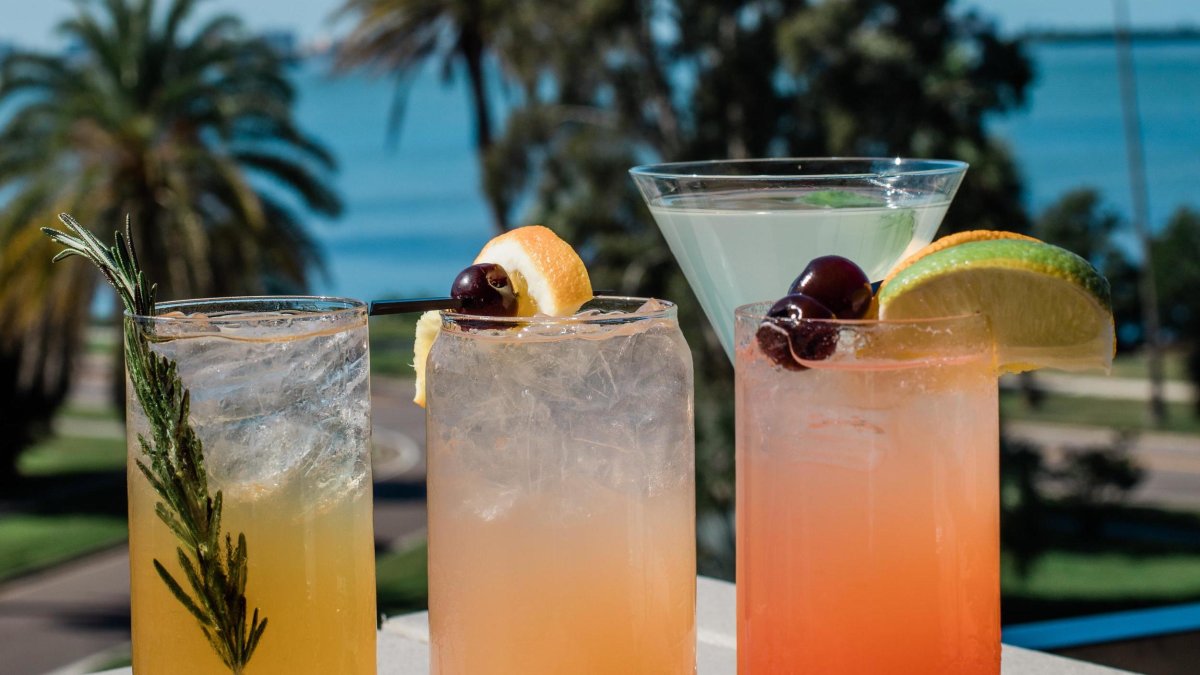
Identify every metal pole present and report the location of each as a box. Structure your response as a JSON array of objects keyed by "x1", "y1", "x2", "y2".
[{"x1": 1113, "y1": 0, "x2": 1165, "y2": 424}]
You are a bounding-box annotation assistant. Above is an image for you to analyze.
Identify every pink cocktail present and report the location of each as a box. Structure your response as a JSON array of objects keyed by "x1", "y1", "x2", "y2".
[{"x1": 735, "y1": 308, "x2": 1000, "y2": 674}]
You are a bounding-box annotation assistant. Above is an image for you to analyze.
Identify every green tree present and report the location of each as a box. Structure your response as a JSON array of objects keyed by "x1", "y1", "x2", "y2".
[
  {"x1": 335, "y1": 0, "x2": 509, "y2": 232},
  {"x1": 1034, "y1": 189, "x2": 1121, "y2": 263},
  {"x1": 1152, "y1": 207, "x2": 1200, "y2": 337},
  {"x1": 0, "y1": 0, "x2": 341, "y2": 485},
  {"x1": 1033, "y1": 188, "x2": 1140, "y2": 350},
  {"x1": 482, "y1": 0, "x2": 1032, "y2": 574},
  {"x1": 1151, "y1": 207, "x2": 1200, "y2": 415}
]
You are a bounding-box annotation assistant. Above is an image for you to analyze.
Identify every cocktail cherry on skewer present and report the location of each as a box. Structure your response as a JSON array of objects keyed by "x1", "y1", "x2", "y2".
[
  {"x1": 450, "y1": 263, "x2": 518, "y2": 316},
  {"x1": 757, "y1": 255, "x2": 871, "y2": 369},
  {"x1": 788, "y1": 255, "x2": 872, "y2": 320}
]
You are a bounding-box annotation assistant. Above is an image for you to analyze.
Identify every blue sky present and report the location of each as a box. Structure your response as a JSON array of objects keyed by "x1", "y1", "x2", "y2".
[{"x1": 0, "y1": 0, "x2": 1198, "y2": 47}]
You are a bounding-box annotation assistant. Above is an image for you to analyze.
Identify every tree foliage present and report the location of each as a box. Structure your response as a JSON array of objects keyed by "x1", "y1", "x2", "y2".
[
  {"x1": 0, "y1": 0, "x2": 340, "y2": 484},
  {"x1": 1150, "y1": 207, "x2": 1200, "y2": 415},
  {"x1": 1152, "y1": 207, "x2": 1200, "y2": 338}
]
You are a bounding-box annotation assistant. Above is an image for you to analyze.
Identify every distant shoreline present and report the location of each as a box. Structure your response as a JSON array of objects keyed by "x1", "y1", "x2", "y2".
[
  {"x1": 1021, "y1": 27, "x2": 1200, "y2": 44},
  {"x1": 3, "y1": 27, "x2": 1199, "y2": 58}
]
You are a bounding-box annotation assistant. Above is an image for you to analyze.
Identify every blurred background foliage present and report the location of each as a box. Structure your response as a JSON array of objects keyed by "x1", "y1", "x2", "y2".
[
  {"x1": 346, "y1": 0, "x2": 1039, "y2": 574},
  {"x1": 3, "y1": 0, "x2": 1199, "y2": 591},
  {"x1": 340, "y1": 0, "x2": 1200, "y2": 577}
]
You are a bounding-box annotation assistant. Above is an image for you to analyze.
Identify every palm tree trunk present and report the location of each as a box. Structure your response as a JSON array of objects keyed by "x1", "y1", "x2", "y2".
[
  {"x1": 461, "y1": 27, "x2": 507, "y2": 234},
  {"x1": 1114, "y1": 0, "x2": 1166, "y2": 425},
  {"x1": 0, "y1": 381, "x2": 24, "y2": 487}
]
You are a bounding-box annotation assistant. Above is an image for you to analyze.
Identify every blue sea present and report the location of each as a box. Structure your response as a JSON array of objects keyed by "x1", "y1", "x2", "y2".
[
  {"x1": 291, "y1": 60, "x2": 498, "y2": 300},
  {"x1": 295, "y1": 40, "x2": 1200, "y2": 302},
  {"x1": 989, "y1": 40, "x2": 1200, "y2": 250}
]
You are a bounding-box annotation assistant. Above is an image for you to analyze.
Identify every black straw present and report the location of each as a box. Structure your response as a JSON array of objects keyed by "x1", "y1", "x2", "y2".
[
  {"x1": 369, "y1": 297, "x2": 464, "y2": 316},
  {"x1": 367, "y1": 291, "x2": 619, "y2": 317}
]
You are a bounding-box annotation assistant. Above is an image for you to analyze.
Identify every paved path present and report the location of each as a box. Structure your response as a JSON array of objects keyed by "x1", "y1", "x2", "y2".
[
  {"x1": 0, "y1": 370, "x2": 429, "y2": 675},
  {"x1": 1006, "y1": 420, "x2": 1200, "y2": 509},
  {"x1": 1000, "y1": 372, "x2": 1194, "y2": 404},
  {"x1": 0, "y1": 550, "x2": 132, "y2": 675}
]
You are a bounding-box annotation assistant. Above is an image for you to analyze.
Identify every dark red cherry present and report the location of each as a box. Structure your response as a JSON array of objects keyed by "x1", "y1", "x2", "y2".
[
  {"x1": 788, "y1": 255, "x2": 872, "y2": 319},
  {"x1": 755, "y1": 294, "x2": 838, "y2": 370},
  {"x1": 451, "y1": 263, "x2": 518, "y2": 316}
]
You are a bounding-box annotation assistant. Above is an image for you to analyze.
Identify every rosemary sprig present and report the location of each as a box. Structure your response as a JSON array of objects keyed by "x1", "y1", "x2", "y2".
[{"x1": 43, "y1": 214, "x2": 267, "y2": 673}]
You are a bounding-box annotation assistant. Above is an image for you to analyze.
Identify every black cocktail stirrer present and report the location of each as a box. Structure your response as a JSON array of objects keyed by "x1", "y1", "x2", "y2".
[
  {"x1": 368, "y1": 291, "x2": 618, "y2": 317},
  {"x1": 368, "y1": 297, "x2": 464, "y2": 316}
]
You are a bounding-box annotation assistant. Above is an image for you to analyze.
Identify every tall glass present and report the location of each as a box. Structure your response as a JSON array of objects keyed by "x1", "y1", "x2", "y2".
[
  {"x1": 125, "y1": 297, "x2": 376, "y2": 673},
  {"x1": 734, "y1": 306, "x2": 999, "y2": 674},
  {"x1": 631, "y1": 158, "x2": 967, "y2": 355},
  {"x1": 425, "y1": 297, "x2": 695, "y2": 674}
]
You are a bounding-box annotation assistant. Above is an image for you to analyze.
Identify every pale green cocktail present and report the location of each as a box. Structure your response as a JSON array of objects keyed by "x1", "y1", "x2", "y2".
[{"x1": 631, "y1": 158, "x2": 967, "y2": 356}]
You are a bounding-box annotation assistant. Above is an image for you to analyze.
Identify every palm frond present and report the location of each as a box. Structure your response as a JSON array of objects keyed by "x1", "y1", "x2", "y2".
[
  {"x1": 0, "y1": 0, "x2": 339, "y2": 502},
  {"x1": 233, "y1": 150, "x2": 342, "y2": 216}
]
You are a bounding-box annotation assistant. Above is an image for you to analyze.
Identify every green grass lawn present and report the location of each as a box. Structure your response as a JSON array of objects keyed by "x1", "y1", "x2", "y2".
[
  {"x1": 18, "y1": 430, "x2": 125, "y2": 475},
  {"x1": 0, "y1": 515, "x2": 127, "y2": 583},
  {"x1": 84, "y1": 323, "x2": 119, "y2": 355},
  {"x1": 376, "y1": 538, "x2": 429, "y2": 617},
  {"x1": 1004, "y1": 550, "x2": 1200, "y2": 600},
  {"x1": 1002, "y1": 503, "x2": 1200, "y2": 623},
  {"x1": 1110, "y1": 349, "x2": 1189, "y2": 382},
  {"x1": 0, "y1": 407, "x2": 128, "y2": 583},
  {"x1": 370, "y1": 314, "x2": 419, "y2": 378},
  {"x1": 1001, "y1": 390, "x2": 1200, "y2": 434},
  {"x1": 1002, "y1": 548, "x2": 1200, "y2": 624}
]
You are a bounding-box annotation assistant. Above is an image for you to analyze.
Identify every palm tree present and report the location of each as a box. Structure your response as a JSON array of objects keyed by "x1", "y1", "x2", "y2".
[
  {"x1": 335, "y1": 0, "x2": 508, "y2": 232},
  {"x1": 0, "y1": 0, "x2": 342, "y2": 485}
]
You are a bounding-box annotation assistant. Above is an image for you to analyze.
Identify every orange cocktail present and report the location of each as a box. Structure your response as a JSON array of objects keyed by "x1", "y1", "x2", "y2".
[
  {"x1": 735, "y1": 308, "x2": 1000, "y2": 674},
  {"x1": 125, "y1": 298, "x2": 377, "y2": 674}
]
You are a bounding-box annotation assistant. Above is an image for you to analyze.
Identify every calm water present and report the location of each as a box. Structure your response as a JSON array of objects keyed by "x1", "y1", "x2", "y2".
[
  {"x1": 297, "y1": 40, "x2": 1199, "y2": 301},
  {"x1": 989, "y1": 41, "x2": 1200, "y2": 246},
  {"x1": 292, "y1": 60, "x2": 496, "y2": 300}
]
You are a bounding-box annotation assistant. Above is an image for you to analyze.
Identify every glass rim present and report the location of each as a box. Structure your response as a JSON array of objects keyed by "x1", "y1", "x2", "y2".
[
  {"x1": 124, "y1": 295, "x2": 366, "y2": 323},
  {"x1": 628, "y1": 157, "x2": 968, "y2": 181},
  {"x1": 735, "y1": 301, "x2": 986, "y2": 328},
  {"x1": 442, "y1": 295, "x2": 676, "y2": 326}
]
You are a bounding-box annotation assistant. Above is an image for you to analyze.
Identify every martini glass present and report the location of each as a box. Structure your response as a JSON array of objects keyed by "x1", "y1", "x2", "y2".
[{"x1": 630, "y1": 158, "x2": 968, "y2": 356}]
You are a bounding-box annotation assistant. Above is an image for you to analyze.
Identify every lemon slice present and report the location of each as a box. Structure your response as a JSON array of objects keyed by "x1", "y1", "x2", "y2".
[
  {"x1": 474, "y1": 225, "x2": 592, "y2": 317},
  {"x1": 877, "y1": 238, "x2": 1114, "y2": 373},
  {"x1": 412, "y1": 225, "x2": 593, "y2": 406},
  {"x1": 411, "y1": 310, "x2": 442, "y2": 407}
]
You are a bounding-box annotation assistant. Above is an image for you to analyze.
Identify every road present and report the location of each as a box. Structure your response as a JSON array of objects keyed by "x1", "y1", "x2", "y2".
[
  {"x1": 1006, "y1": 420, "x2": 1200, "y2": 509},
  {"x1": 1000, "y1": 372, "x2": 1195, "y2": 404}
]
